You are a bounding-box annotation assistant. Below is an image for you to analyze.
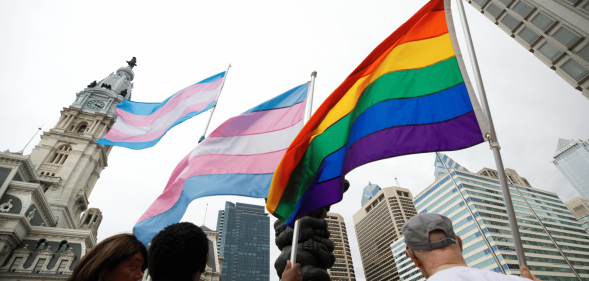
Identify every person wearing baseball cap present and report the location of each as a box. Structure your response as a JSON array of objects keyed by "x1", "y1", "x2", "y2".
[{"x1": 401, "y1": 213, "x2": 539, "y2": 280}]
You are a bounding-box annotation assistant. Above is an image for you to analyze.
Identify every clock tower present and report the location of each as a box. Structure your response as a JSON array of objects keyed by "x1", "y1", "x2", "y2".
[{"x1": 28, "y1": 59, "x2": 135, "y2": 229}]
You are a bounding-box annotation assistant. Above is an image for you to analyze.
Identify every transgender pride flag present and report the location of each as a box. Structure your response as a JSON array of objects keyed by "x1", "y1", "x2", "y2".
[
  {"x1": 133, "y1": 83, "x2": 308, "y2": 246},
  {"x1": 97, "y1": 72, "x2": 226, "y2": 150}
]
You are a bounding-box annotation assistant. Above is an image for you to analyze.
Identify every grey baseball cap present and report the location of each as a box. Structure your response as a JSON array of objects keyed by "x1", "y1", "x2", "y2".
[{"x1": 401, "y1": 213, "x2": 457, "y2": 251}]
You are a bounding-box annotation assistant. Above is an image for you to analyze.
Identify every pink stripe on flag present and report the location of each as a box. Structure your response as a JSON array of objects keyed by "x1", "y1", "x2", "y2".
[
  {"x1": 136, "y1": 152, "x2": 191, "y2": 223},
  {"x1": 209, "y1": 101, "x2": 306, "y2": 137},
  {"x1": 136, "y1": 149, "x2": 286, "y2": 224},
  {"x1": 117, "y1": 78, "x2": 223, "y2": 126},
  {"x1": 186, "y1": 149, "x2": 286, "y2": 176}
]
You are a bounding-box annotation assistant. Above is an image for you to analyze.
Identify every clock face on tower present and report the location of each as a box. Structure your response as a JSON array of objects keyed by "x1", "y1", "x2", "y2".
[{"x1": 87, "y1": 100, "x2": 105, "y2": 110}]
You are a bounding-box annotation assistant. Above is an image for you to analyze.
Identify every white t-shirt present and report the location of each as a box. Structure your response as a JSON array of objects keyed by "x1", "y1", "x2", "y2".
[{"x1": 428, "y1": 266, "x2": 530, "y2": 281}]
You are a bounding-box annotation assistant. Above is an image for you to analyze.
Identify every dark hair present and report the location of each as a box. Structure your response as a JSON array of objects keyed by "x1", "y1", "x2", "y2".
[
  {"x1": 67, "y1": 233, "x2": 148, "y2": 281},
  {"x1": 149, "y1": 222, "x2": 209, "y2": 281}
]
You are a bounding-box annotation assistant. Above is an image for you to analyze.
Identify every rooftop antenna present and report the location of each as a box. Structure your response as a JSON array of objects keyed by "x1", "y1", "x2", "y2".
[
  {"x1": 202, "y1": 203, "x2": 208, "y2": 226},
  {"x1": 18, "y1": 125, "x2": 43, "y2": 154},
  {"x1": 395, "y1": 177, "x2": 401, "y2": 187}
]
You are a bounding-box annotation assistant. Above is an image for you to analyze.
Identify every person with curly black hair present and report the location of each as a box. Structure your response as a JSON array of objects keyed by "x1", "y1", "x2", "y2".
[{"x1": 148, "y1": 222, "x2": 209, "y2": 281}]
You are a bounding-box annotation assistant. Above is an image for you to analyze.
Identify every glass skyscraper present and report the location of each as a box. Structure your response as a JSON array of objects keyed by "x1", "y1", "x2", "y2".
[
  {"x1": 391, "y1": 238, "x2": 425, "y2": 281},
  {"x1": 216, "y1": 201, "x2": 271, "y2": 281},
  {"x1": 553, "y1": 138, "x2": 589, "y2": 199},
  {"x1": 415, "y1": 154, "x2": 589, "y2": 280}
]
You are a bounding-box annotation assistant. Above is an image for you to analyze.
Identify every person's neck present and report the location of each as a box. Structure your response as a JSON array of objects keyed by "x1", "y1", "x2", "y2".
[{"x1": 426, "y1": 258, "x2": 468, "y2": 277}]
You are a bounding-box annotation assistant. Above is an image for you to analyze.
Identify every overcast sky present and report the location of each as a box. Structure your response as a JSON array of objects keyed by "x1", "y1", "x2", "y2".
[{"x1": 1, "y1": 1, "x2": 587, "y2": 280}]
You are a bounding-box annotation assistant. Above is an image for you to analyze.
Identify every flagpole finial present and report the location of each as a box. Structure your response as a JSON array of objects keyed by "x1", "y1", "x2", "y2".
[{"x1": 311, "y1": 71, "x2": 317, "y2": 77}]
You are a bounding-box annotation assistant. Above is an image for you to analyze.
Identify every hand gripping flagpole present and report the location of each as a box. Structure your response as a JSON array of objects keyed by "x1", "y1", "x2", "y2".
[
  {"x1": 290, "y1": 71, "x2": 317, "y2": 265},
  {"x1": 199, "y1": 64, "x2": 232, "y2": 143},
  {"x1": 454, "y1": 0, "x2": 528, "y2": 267}
]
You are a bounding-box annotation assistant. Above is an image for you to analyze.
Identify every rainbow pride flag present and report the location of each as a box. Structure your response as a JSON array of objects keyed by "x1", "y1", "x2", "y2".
[
  {"x1": 133, "y1": 83, "x2": 308, "y2": 246},
  {"x1": 97, "y1": 72, "x2": 225, "y2": 150},
  {"x1": 267, "y1": 0, "x2": 489, "y2": 226}
]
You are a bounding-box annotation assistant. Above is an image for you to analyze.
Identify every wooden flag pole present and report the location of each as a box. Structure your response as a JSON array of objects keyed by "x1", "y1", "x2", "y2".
[
  {"x1": 199, "y1": 64, "x2": 232, "y2": 143},
  {"x1": 454, "y1": 0, "x2": 528, "y2": 267},
  {"x1": 290, "y1": 71, "x2": 317, "y2": 265}
]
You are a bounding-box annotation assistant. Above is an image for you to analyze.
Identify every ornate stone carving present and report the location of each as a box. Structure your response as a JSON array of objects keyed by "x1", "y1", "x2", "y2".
[
  {"x1": 0, "y1": 200, "x2": 13, "y2": 212},
  {"x1": 27, "y1": 208, "x2": 36, "y2": 222}
]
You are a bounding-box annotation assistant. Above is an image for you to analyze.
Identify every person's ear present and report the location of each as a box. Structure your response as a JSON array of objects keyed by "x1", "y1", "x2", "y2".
[
  {"x1": 456, "y1": 235, "x2": 463, "y2": 252},
  {"x1": 406, "y1": 249, "x2": 423, "y2": 268}
]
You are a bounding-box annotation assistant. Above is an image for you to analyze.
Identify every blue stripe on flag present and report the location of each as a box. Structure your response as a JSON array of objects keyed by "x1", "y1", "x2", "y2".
[
  {"x1": 243, "y1": 83, "x2": 307, "y2": 114},
  {"x1": 133, "y1": 173, "x2": 273, "y2": 247}
]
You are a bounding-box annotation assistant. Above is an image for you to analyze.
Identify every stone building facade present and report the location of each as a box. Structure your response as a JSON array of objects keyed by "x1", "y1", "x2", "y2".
[
  {"x1": 0, "y1": 60, "x2": 134, "y2": 280},
  {"x1": 565, "y1": 196, "x2": 589, "y2": 233},
  {"x1": 352, "y1": 185, "x2": 418, "y2": 281},
  {"x1": 325, "y1": 212, "x2": 356, "y2": 281}
]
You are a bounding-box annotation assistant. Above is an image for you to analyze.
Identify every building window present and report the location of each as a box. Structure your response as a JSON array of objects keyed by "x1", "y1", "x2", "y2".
[
  {"x1": 511, "y1": 1, "x2": 534, "y2": 18},
  {"x1": 553, "y1": 26, "x2": 582, "y2": 49},
  {"x1": 537, "y1": 41, "x2": 563, "y2": 62},
  {"x1": 583, "y1": 2, "x2": 589, "y2": 12},
  {"x1": 485, "y1": 3, "x2": 504, "y2": 19},
  {"x1": 77, "y1": 125, "x2": 87, "y2": 134},
  {"x1": 529, "y1": 12, "x2": 555, "y2": 32},
  {"x1": 500, "y1": 13, "x2": 521, "y2": 31},
  {"x1": 34, "y1": 258, "x2": 46, "y2": 272},
  {"x1": 560, "y1": 58, "x2": 589, "y2": 82},
  {"x1": 57, "y1": 260, "x2": 68, "y2": 273},
  {"x1": 472, "y1": 0, "x2": 489, "y2": 8},
  {"x1": 498, "y1": 0, "x2": 513, "y2": 6},
  {"x1": 564, "y1": 0, "x2": 581, "y2": 5},
  {"x1": 10, "y1": 257, "x2": 23, "y2": 271},
  {"x1": 577, "y1": 43, "x2": 589, "y2": 63},
  {"x1": 517, "y1": 27, "x2": 540, "y2": 45}
]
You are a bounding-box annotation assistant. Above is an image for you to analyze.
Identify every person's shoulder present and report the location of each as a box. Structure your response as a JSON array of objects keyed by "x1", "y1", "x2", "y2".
[{"x1": 428, "y1": 267, "x2": 529, "y2": 281}]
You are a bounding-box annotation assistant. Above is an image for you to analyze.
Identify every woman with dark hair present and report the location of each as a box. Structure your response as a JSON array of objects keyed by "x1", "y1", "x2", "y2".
[{"x1": 67, "y1": 233, "x2": 148, "y2": 281}]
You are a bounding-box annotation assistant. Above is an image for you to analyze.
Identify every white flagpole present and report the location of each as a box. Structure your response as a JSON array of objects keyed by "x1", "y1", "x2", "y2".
[
  {"x1": 289, "y1": 71, "x2": 317, "y2": 265},
  {"x1": 454, "y1": 0, "x2": 528, "y2": 266},
  {"x1": 199, "y1": 64, "x2": 232, "y2": 143}
]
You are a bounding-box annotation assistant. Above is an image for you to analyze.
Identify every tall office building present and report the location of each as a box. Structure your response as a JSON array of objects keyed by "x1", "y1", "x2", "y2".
[
  {"x1": 434, "y1": 153, "x2": 468, "y2": 181},
  {"x1": 215, "y1": 202, "x2": 270, "y2": 281},
  {"x1": 325, "y1": 212, "x2": 356, "y2": 281},
  {"x1": 565, "y1": 197, "x2": 589, "y2": 233},
  {"x1": 391, "y1": 238, "x2": 425, "y2": 281},
  {"x1": 465, "y1": 0, "x2": 589, "y2": 100},
  {"x1": 352, "y1": 184, "x2": 418, "y2": 281},
  {"x1": 552, "y1": 138, "x2": 589, "y2": 199},
  {"x1": 416, "y1": 154, "x2": 589, "y2": 280}
]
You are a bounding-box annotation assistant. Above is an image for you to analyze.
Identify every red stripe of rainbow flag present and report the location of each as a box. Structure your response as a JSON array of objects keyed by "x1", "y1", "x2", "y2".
[{"x1": 266, "y1": 0, "x2": 489, "y2": 226}]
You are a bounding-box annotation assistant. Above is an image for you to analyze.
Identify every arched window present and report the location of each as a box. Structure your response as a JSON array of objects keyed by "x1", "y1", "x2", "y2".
[
  {"x1": 77, "y1": 125, "x2": 87, "y2": 134},
  {"x1": 49, "y1": 145, "x2": 72, "y2": 165}
]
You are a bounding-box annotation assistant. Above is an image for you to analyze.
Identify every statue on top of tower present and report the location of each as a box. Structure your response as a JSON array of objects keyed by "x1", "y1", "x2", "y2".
[{"x1": 126, "y1": 57, "x2": 137, "y2": 69}]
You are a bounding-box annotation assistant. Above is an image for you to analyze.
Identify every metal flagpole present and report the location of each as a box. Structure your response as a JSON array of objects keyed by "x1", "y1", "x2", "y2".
[
  {"x1": 199, "y1": 64, "x2": 232, "y2": 143},
  {"x1": 290, "y1": 71, "x2": 317, "y2": 265},
  {"x1": 18, "y1": 125, "x2": 43, "y2": 154},
  {"x1": 505, "y1": 176, "x2": 582, "y2": 280},
  {"x1": 436, "y1": 152, "x2": 505, "y2": 274},
  {"x1": 454, "y1": 0, "x2": 528, "y2": 267}
]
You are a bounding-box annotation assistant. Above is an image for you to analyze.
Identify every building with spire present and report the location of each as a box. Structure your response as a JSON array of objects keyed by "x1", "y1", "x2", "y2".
[
  {"x1": 0, "y1": 59, "x2": 135, "y2": 280},
  {"x1": 416, "y1": 153, "x2": 589, "y2": 279},
  {"x1": 434, "y1": 153, "x2": 468, "y2": 181},
  {"x1": 361, "y1": 182, "x2": 381, "y2": 207},
  {"x1": 552, "y1": 138, "x2": 589, "y2": 199},
  {"x1": 353, "y1": 184, "x2": 418, "y2": 281},
  {"x1": 464, "y1": 0, "x2": 589, "y2": 100}
]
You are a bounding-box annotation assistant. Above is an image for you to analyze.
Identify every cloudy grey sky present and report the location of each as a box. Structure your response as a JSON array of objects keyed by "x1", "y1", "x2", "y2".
[{"x1": 1, "y1": 1, "x2": 587, "y2": 280}]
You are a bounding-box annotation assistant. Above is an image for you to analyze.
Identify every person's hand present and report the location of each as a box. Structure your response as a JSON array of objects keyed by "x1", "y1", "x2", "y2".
[
  {"x1": 281, "y1": 260, "x2": 301, "y2": 281},
  {"x1": 520, "y1": 265, "x2": 540, "y2": 281}
]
